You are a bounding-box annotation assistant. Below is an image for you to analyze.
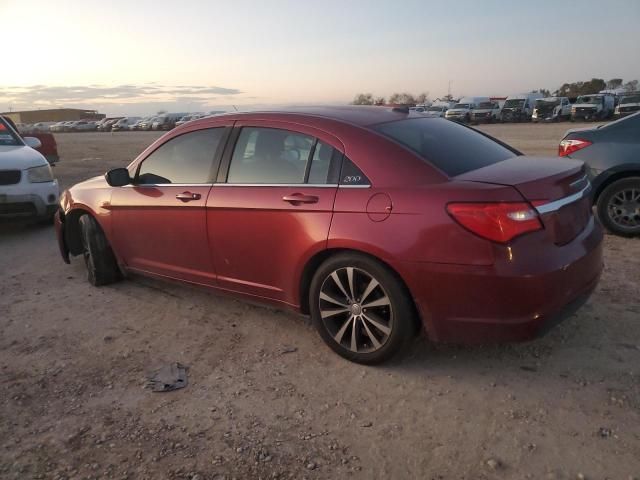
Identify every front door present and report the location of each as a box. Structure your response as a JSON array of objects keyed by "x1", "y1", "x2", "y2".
[
  {"x1": 110, "y1": 127, "x2": 229, "y2": 285},
  {"x1": 207, "y1": 122, "x2": 343, "y2": 306}
]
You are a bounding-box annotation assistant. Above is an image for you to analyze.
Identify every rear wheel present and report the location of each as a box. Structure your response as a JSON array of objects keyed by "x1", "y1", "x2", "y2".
[
  {"x1": 596, "y1": 177, "x2": 640, "y2": 237},
  {"x1": 309, "y1": 253, "x2": 416, "y2": 364},
  {"x1": 78, "y1": 215, "x2": 121, "y2": 285}
]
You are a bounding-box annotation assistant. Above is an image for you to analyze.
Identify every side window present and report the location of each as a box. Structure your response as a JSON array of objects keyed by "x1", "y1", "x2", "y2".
[
  {"x1": 227, "y1": 127, "x2": 313, "y2": 184},
  {"x1": 307, "y1": 141, "x2": 341, "y2": 184},
  {"x1": 137, "y1": 128, "x2": 225, "y2": 184},
  {"x1": 340, "y1": 157, "x2": 370, "y2": 186}
]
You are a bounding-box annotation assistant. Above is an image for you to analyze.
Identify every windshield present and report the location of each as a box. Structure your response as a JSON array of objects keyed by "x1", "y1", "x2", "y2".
[
  {"x1": 0, "y1": 117, "x2": 22, "y2": 146},
  {"x1": 453, "y1": 103, "x2": 469, "y2": 109},
  {"x1": 504, "y1": 99, "x2": 525, "y2": 108},
  {"x1": 576, "y1": 96, "x2": 602, "y2": 104},
  {"x1": 372, "y1": 118, "x2": 517, "y2": 177},
  {"x1": 427, "y1": 106, "x2": 445, "y2": 112},
  {"x1": 476, "y1": 102, "x2": 494, "y2": 109},
  {"x1": 620, "y1": 95, "x2": 640, "y2": 104}
]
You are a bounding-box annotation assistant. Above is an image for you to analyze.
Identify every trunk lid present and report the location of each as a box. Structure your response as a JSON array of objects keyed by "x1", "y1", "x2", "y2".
[{"x1": 457, "y1": 156, "x2": 591, "y2": 245}]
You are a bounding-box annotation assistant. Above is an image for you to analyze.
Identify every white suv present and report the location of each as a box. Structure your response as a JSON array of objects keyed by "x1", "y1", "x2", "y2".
[{"x1": 0, "y1": 117, "x2": 59, "y2": 222}]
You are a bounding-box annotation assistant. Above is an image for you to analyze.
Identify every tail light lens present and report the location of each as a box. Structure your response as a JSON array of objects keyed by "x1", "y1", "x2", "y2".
[
  {"x1": 558, "y1": 138, "x2": 592, "y2": 157},
  {"x1": 447, "y1": 202, "x2": 543, "y2": 243}
]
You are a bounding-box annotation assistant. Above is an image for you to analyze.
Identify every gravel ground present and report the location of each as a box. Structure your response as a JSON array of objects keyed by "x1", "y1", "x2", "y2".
[{"x1": 1, "y1": 122, "x2": 639, "y2": 480}]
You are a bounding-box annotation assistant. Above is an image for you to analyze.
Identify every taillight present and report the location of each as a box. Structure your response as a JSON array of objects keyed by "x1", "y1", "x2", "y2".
[
  {"x1": 446, "y1": 202, "x2": 543, "y2": 243},
  {"x1": 558, "y1": 138, "x2": 592, "y2": 157}
]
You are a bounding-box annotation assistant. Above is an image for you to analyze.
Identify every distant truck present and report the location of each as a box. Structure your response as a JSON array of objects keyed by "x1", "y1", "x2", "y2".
[
  {"x1": 470, "y1": 101, "x2": 501, "y2": 124},
  {"x1": 614, "y1": 92, "x2": 640, "y2": 118},
  {"x1": 571, "y1": 94, "x2": 615, "y2": 121},
  {"x1": 445, "y1": 96, "x2": 489, "y2": 123},
  {"x1": 501, "y1": 93, "x2": 543, "y2": 122},
  {"x1": 423, "y1": 101, "x2": 455, "y2": 118},
  {"x1": 152, "y1": 112, "x2": 188, "y2": 131},
  {"x1": 532, "y1": 97, "x2": 572, "y2": 122},
  {"x1": 111, "y1": 117, "x2": 141, "y2": 132}
]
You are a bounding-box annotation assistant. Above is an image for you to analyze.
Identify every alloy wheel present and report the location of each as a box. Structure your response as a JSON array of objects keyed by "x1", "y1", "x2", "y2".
[
  {"x1": 318, "y1": 267, "x2": 393, "y2": 354},
  {"x1": 607, "y1": 188, "x2": 640, "y2": 229}
]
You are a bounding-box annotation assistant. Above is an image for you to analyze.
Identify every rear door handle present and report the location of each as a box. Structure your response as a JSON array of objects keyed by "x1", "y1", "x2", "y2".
[
  {"x1": 176, "y1": 192, "x2": 201, "y2": 202},
  {"x1": 282, "y1": 193, "x2": 319, "y2": 205}
]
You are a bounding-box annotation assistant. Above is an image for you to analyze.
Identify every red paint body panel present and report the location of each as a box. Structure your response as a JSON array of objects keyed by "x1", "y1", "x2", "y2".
[
  {"x1": 54, "y1": 107, "x2": 605, "y2": 347},
  {"x1": 207, "y1": 185, "x2": 336, "y2": 304},
  {"x1": 396, "y1": 216, "x2": 603, "y2": 343},
  {"x1": 110, "y1": 185, "x2": 216, "y2": 285}
]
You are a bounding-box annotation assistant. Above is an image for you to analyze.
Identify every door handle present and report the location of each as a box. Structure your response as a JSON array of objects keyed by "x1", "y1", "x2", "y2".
[
  {"x1": 282, "y1": 193, "x2": 319, "y2": 205},
  {"x1": 176, "y1": 192, "x2": 201, "y2": 202}
]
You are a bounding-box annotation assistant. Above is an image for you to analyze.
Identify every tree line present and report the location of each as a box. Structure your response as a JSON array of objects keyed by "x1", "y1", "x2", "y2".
[
  {"x1": 353, "y1": 78, "x2": 639, "y2": 105},
  {"x1": 352, "y1": 92, "x2": 430, "y2": 105}
]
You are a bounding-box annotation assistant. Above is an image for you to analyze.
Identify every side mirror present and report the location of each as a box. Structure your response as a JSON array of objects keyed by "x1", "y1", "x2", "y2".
[
  {"x1": 105, "y1": 167, "x2": 132, "y2": 187},
  {"x1": 23, "y1": 136, "x2": 42, "y2": 149}
]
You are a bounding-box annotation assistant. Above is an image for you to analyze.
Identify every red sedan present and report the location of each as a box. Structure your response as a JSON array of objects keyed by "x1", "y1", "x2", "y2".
[{"x1": 55, "y1": 107, "x2": 603, "y2": 364}]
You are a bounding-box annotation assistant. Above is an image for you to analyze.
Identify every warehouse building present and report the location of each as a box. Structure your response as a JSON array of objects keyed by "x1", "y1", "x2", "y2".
[{"x1": 0, "y1": 108, "x2": 105, "y2": 124}]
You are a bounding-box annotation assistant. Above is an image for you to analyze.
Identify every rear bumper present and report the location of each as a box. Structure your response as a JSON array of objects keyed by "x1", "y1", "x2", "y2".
[{"x1": 400, "y1": 217, "x2": 604, "y2": 344}]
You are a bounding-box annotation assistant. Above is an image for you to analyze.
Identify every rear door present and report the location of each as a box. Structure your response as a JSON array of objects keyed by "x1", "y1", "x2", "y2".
[
  {"x1": 207, "y1": 121, "x2": 343, "y2": 305},
  {"x1": 110, "y1": 126, "x2": 230, "y2": 285}
]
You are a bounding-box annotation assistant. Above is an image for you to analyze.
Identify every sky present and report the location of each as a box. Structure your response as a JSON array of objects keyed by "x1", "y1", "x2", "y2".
[{"x1": 1, "y1": 0, "x2": 639, "y2": 116}]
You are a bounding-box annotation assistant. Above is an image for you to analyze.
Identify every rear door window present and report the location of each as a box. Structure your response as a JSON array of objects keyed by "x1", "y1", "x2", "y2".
[
  {"x1": 307, "y1": 140, "x2": 342, "y2": 184},
  {"x1": 371, "y1": 118, "x2": 518, "y2": 177},
  {"x1": 227, "y1": 127, "x2": 341, "y2": 185}
]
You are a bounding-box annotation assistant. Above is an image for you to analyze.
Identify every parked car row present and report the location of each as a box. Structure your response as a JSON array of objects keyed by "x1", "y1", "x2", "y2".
[
  {"x1": 418, "y1": 91, "x2": 639, "y2": 124},
  {"x1": 15, "y1": 111, "x2": 229, "y2": 135}
]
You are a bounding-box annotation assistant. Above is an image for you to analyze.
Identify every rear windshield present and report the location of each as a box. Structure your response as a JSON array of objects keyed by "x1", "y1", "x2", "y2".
[
  {"x1": 0, "y1": 117, "x2": 22, "y2": 146},
  {"x1": 371, "y1": 118, "x2": 518, "y2": 177}
]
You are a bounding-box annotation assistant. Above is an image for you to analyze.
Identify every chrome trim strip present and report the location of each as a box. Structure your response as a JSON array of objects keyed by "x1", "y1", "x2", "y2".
[
  {"x1": 122, "y1": 183, "x2": 371, "y2": 188},
  {"x1": 122, "y1": 183, "x2": 214, "y2": 187},
  {"x1": 535, "y1": 183, "x2": 591, "y2": 215},
  {"x1": 569, "y1": 174, "x2": 588, "y2": 189},
  {"x1": 214, "y1": 183, "x2": 338, "y2": 188}
]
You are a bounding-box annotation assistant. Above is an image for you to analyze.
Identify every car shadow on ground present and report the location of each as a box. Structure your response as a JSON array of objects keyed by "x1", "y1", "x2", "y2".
[{"x1": 92, "y1": 263, "x2": 605, "y2": 379}]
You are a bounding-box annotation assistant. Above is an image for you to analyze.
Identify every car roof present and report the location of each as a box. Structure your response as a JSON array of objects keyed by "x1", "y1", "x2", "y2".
[{"x1": 204, "y1": 106, "x2": 425, "y2": 127}]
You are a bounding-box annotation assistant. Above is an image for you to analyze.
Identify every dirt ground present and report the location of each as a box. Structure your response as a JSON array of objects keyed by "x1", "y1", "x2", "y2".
[{"x1": 1, "y1": 122, "x2": 639, "y2": 480}]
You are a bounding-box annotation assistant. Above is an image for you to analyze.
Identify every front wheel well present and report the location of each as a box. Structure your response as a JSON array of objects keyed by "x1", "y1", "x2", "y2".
[
  {"x1": 594, "y1": 170, "x2": 640, "y2": 203},
  {"x1": 298, "y1": 248, "x2": 422, "y2": 333},
  {"x1": 64, "y1": 209, "x2": 90, "y2": 256}
]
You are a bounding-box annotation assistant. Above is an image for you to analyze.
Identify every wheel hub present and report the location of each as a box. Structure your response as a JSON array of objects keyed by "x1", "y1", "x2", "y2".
[
  {"x1": 318, "y1": 267, "x2": 393, "y2": 354},
  {"x1": 608, "y1": 188, "x2": 640, "y2": 228}
]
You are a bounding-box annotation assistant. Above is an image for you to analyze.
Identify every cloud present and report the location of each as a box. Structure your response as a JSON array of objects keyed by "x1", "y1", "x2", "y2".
[{"x1": 0, "y1": 83, "x2": 243, "y2": 109}]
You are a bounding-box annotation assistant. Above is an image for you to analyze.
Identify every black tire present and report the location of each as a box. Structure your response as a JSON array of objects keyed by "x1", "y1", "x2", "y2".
[
  {"x1": 596, "y1": 177, "x2": 640, "y2": 237},
  {"x1": 309, "y1": 252, "x2": 416, "y2": 364},
  {"x1": 78, "y1": 215, "x2": 121, "y2": 286}
]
